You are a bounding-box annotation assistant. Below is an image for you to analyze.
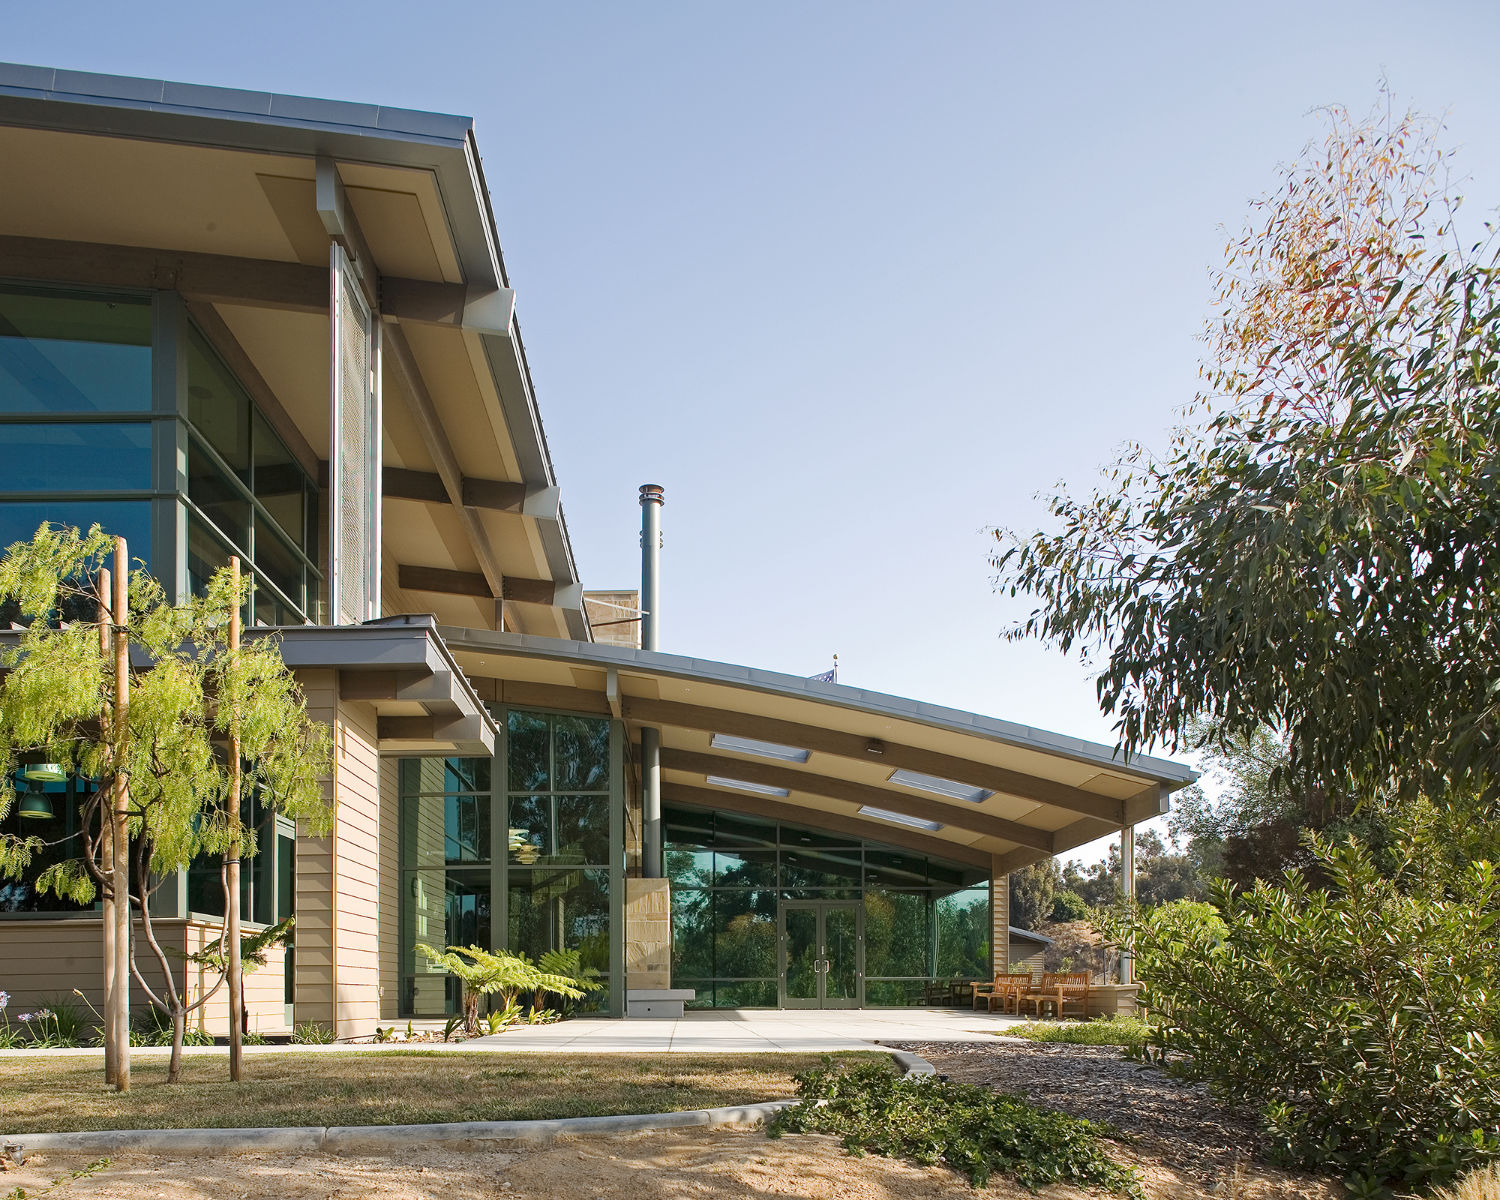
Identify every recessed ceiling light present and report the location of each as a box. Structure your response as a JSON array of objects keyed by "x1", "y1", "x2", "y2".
[
  {"x1": 858, "y1": 805, "x2": 943, "y2": 832},
  {"x1": 710, "y1": 733, "x2": 811, "y2": 763},
  {"x1": 887, "y1": 768, "x2": 991, "y2": 804},
  {"x1": 706, "y1": 775, "x2": 790, "y2": 797}
]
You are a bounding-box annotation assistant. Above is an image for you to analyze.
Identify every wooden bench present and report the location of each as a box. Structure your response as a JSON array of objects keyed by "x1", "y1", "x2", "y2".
[
  {"x1": 972, "y1": 973, "x2": 1034, "y2": 1013},
  {"x1": 1020, "y1": 971, "x2": 1091, "y2": 1020}
]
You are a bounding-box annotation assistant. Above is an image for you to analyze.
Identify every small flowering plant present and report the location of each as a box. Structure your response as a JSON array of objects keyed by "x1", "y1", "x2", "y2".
[
  {"x1": 0, "y1": 994, "x2": 78, "y2": 1048},
  {"x1": 0, "y1": 989, "x2": 23, "y2": 1049}
]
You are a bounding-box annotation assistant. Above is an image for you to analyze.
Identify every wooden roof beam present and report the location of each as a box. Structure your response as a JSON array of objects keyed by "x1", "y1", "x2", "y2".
[
  {"x1": 663, "y1": 783, "x2": 991, "y2": 869},
  {"x1": 623, "y1": 697, "x2": 1126, "y2": 825},
  {"x1": 661, "y1": 747, "x2": 1053, "y2": 853}
]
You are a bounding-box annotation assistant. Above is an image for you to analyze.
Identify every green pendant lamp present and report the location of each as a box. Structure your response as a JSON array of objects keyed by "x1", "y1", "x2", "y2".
[{"x1": 18, "y1": 781, "x2": 55, "y2": 820}]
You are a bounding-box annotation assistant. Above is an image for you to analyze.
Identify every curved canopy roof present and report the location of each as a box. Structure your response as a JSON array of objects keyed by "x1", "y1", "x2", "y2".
[{"x1": 440, "y1": 627, "x2": 1196, "y2": 874}]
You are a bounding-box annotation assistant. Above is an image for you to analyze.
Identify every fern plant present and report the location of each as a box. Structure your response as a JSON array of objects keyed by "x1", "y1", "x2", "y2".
[{"x1": 415, "y1": 944, "x2": 584, "y2": 1036}]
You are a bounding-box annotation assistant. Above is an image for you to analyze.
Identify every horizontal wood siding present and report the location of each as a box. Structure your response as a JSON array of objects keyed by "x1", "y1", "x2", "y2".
[
  {"x1": 333, "y1": 695, "x2": 382, "y2": 1035},
  {"x1": 294, "y1": 669, "x2": 338, "y2": 1028},
  {"x1": 0, "y1": 918, "x2": 287, "y2": 1036}
]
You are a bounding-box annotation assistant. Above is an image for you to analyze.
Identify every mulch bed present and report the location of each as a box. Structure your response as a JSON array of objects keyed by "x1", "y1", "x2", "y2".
[{"x1": 882, "y1": 1038, "x2": 1277, "y2": 1189}]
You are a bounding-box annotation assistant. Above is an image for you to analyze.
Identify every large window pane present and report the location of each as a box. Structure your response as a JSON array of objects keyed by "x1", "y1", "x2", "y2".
[
  {"x1": 0, "y1": 287, "x2": 151, "y2": 414},
  {"x1": 507, "y1": 794, "x2": 609, "y2": 865},
  {"x1": 934, "y1": 886, "x2": 990, "y2": 978},
  {"x1": 253, "y1": 517, "x2": 303, "y2": 612},
  {"x1": 185, "y1": 330, "x2": 250, "y2": 480},
  {"x1": 252, "y1": 410, "x2": 305, "y2": 550},
  {"x1": 401, "y1": 757, "x2": 490, "y2": 796},
  {"x1": 0, "y1": 776, "x2": 96, "y2": 913},
  {"x1": 188, "y1": 434, "x2": 250, "y2": 550},
  {"x1": 506, "y1": 710, "x2": 549, "y2": 791},
  {"x1": 665, "y1": 847, "x2": 712, "y2": 888},
  {"x1": 400, "y1": 793, "x2": 490, "y2": 868},
  {"x1": 186, "y1": 508, "x2": 233, "y2": 598},
  {"x1": 0, "y1": 501, "x2": 151, "y2": 569},
  {"x1": 864, "y1": 889, "x2": 930, "y2": 977},
  {"x1": 670, "y1": 888, "x2": 713, "y2": 978},
  {"x1": 554, "y1": 715, "x2": 609, "y2": 790},
  {"x1": 714, "y1": 848, "x2": 776, "y2": 887},
  {"x1": 711, "y1": 980, "x2": 776, "y2": 1008},
  {"x1": 507, "y1": 867, "x2": 611, "y2": 1010},
  {"x1": 780, "y1": 847, "x2": 862, "y2": 889},
  {"x1": 713, "y1": 889, "x2": 777, "y2": 978},
  {"x1": 0, "y1": 422, "x2": 152, "y2": 491}
]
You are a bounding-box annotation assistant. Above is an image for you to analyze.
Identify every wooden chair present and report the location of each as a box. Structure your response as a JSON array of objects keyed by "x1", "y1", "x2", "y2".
[
  {"x1": 1021, "y1": 971, "x2": 1091, "y2": 1020},
  {"x1": 973, "y1": 973, "x2": 1033, "y2": 1013}
]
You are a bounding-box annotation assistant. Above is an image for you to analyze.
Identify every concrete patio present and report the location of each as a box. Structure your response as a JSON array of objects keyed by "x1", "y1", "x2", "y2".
[{"x1": 465, "y1": 1007, "x2": 1026, "y2": 1053}]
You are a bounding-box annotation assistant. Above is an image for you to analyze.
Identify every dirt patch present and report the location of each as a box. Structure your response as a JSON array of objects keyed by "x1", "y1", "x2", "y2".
[{"x1": 2, "y1": 1130, "x2": 1088, "y2": 1199}]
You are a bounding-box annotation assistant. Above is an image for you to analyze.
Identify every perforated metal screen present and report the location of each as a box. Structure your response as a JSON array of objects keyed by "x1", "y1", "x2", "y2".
[{"x1": 329, "y1": 243, "x2": 379, "y2": 625}]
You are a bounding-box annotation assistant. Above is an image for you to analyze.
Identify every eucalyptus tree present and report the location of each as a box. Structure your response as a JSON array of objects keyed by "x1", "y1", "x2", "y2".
[{"x1": 994, "y1": 102, "x2": 1500, "y2": 801}]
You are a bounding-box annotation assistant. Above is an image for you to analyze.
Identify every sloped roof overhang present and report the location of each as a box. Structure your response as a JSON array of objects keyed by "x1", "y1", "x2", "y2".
[
  {"x1": 438, "y1": 626, "x2": 1197, "y2": 874},
  {"x1": 0, "y1": 62, "x2": 584, "y2": 638}
]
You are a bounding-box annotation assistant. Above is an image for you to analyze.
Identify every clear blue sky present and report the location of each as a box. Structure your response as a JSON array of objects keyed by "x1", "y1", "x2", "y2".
[{"x1": 9, "y1": 3, "x2": 1499, "y2": 856}]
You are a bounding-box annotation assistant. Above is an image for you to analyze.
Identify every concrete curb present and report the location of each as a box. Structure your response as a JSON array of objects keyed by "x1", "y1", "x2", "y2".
[{"x1": 2, "y1": 1051, "x2": 936, "y2": 1157}]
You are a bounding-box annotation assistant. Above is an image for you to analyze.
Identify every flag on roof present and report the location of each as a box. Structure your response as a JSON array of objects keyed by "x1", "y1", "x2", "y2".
[{"x1": 808, "y1": 656, "x2": 838, "y2": 684}]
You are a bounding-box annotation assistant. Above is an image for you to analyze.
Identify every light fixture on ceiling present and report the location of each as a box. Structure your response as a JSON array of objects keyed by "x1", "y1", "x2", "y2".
[
  {"x1": 709, "y1": 733, "x2": 811, "y2": 763},
  {"x1": 887, "y1": 768, "x2": 991, "y2": 805},
  {"x1": 705, "y1": 775, "x2": 790, "y2": 798},
  {"x1": 19, "y1": 762, "x2": 65, "y2": 783},
  {"x1": 858, "y1": 805, "x2": 943, "y2": 832},
  {"x1": 18, "y1": 781, "x2": 55, "y2": 821}
]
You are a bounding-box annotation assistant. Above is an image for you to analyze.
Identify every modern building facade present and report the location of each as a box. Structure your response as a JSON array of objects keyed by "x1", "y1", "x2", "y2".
[{"x1": 0, "y1": 63, "x2": 1194, "y2": 1036}]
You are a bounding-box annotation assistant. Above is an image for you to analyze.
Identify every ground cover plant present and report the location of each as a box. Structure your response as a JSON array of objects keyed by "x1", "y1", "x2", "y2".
[
  {"x1": 769, "y1": 1056, "x2": 1139, "y2": 1193},
  {"x1": 1007, "y1": 1015, "x2": 1151, "y2": 1050},
  {"x1": 0, "y1": 1051, "x2": 878, "y2": 1133}
]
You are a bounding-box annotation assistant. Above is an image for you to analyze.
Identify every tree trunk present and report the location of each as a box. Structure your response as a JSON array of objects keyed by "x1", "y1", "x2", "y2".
[
  {"x1": 110, "y1": 539, "x2": 131, "y2": 1093},
  {"x1": 226, "y1": 556, "x2": 244, "y2": 1083},
  {"x1": 98, "y1": 566, "x2": 117, "y2": 1086},
  {"x1": 168, "y1": 1009, "x2": 184, "y2": 1084}
]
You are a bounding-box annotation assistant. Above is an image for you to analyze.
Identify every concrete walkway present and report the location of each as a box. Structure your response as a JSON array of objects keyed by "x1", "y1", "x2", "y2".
[{"x1": 466, "y1": 1007, "x2": 1024, "y2": 1053}]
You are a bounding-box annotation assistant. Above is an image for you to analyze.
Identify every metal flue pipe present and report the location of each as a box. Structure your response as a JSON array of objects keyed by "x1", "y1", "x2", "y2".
[{"x1": 639, "y1": 484, "x2": 665, "y2": 877}]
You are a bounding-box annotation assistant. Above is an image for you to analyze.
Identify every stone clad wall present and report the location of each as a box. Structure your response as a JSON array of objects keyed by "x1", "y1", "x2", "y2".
[{"x1": 624, "y1": 878, "x2": 672, "y2": 990}]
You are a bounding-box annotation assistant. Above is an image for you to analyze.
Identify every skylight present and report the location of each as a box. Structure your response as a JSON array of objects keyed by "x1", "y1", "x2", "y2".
[
  {"x1": 887, "y1": 768, "x2": 991, "y2": 804},
  {"x1": 706, "y1": 775, "x2": 790, "y2": 798},
  {"x1": 710, "y1": 733, "x2": 811, "y2": 763},
  {"x1": 858, "y1": 806, "x2": 944, "y2": 832}
]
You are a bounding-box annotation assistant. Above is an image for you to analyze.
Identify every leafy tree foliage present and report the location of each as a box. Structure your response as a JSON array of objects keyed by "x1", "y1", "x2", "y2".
[
  {"x1": 0, "y1": 523, "x2": 332, "y2": 1082},
  {"x1": 1008, "y1": 859, "x2": 1060, "y2": 930},
  {"x1": 1103, "y1": 810, "x2": 1500, "y2": 1192},
  {"x1": 415, "y1": 943, "x2": 584, "y2": 1036},
  {"x1": 993, "y1": 103, "x2": 1500, "y2": 799}
]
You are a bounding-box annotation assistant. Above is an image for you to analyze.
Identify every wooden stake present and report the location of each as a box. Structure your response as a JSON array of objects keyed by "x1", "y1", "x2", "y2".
[
  {"x1": 111, "y1": 538, "x2": 131, "y2": 1093},
  {"x1": 226, "y1": 557, "x2": 244, "y2": 1082},
  {"x1": 97, "y1": 565, "x2": 116, "y2": 1086}
]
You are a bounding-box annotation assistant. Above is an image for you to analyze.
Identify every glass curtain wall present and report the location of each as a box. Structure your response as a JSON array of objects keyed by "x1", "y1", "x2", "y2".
[
  {"x1": 0, "y1": 281, "x2": 319, "y2": 623},
  {"x1": 665, "y1": 806, "x2": 990, "y2": 1007},
  {"x1": 399, "y1": 709, "x2": 622, "y2": 1017}
]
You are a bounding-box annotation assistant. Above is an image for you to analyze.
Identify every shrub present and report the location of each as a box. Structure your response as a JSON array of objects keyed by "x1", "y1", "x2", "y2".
[
  {"x1": 291, "y1": 1021, "x2": 335, "y2": 1045},
  {"x1": 1103, "y1": 821, "x2": 1500, "y2": 1193},
  {"x1": 1050, "y1": 889, "x2": 1092, "y2": 923},
  {"x1": 1009, "y1": 1015, "x2": 1151, "y2": 1049},
  {"x1": 769, "y1": 1057, "x2": 1139, "y2": 1194},
  {"x1": 131, "y1": 1005, "x2": 212, "y2": 1047}
]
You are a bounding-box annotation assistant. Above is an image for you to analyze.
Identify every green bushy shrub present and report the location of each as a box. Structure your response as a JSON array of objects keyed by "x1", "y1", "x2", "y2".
[
  {"x1": 291, "y1": 1020, "x2": 335, "y2": 1044},
  {"x1": 769, "y1": 1057, "x2": 1138, "y2": 1194},
  {"x1": 1104, "y1": 819, "x2": 1500, "y2": 1193},
  {"x1": 1050, "y1": 889, "x2": 1093, "y2": 923}
]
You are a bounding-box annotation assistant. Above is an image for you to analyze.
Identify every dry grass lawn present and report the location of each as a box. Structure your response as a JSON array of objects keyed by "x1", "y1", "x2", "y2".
[{"x1": 0, "y1": 1050, "x2": 878, "y2": 1133}]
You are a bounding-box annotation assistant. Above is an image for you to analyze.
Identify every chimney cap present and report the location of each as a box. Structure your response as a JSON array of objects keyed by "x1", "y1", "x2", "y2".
[{"x1": 639, "y1": 484, "x2": 665, "y2": 504}]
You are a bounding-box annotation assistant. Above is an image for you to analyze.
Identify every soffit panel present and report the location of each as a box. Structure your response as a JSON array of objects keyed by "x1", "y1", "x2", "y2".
[
  {"x1": 0, "y1": 125, "x2": 310, "y2": 261},
  {"x1": 337, "y1": 161, "x2": 462, "y2": 284},
  {"x1": 399, "y1": 322, "x2": 522, "y2": 482},
  {"x1": 382, "y1": 498, "x2": 481, "y2": 576},
  {"x1": 346, "y1": 185, "x2": 445, "y2": 283}
]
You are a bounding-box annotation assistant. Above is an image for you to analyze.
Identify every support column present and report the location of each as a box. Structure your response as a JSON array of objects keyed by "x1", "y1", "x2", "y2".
[
  {"x1": 638, "y1": 485, "x2": 665, "y2": 879},
  {"x1": 989, "y1": 864, "x2": 1010, "y2": 978},
  {"x1": 1119, "y1": 825, "x2": 1135, "y2": 985}
]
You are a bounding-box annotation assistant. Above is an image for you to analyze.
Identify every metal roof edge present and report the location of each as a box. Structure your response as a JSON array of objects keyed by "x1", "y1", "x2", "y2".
[{"x1": 435, "y1": 626, "x2": 1199, "y2": 786}]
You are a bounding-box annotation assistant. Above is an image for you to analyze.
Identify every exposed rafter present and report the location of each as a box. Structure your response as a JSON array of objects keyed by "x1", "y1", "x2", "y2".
[
  {"x1": 397, "y1": 563, "x2": 571, "y2": 606},
  {"x1": 661, "y1": 748, "x2": 1053, "y2": 852},
  {"x1": 623, "y1": 697, "x2": 1127, "y2": 825}
]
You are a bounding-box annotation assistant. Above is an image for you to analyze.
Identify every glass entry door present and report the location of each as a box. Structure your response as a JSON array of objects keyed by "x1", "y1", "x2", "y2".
[{"x1": 779, "y1": 901, "x2": 862, "y2": 1008}]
